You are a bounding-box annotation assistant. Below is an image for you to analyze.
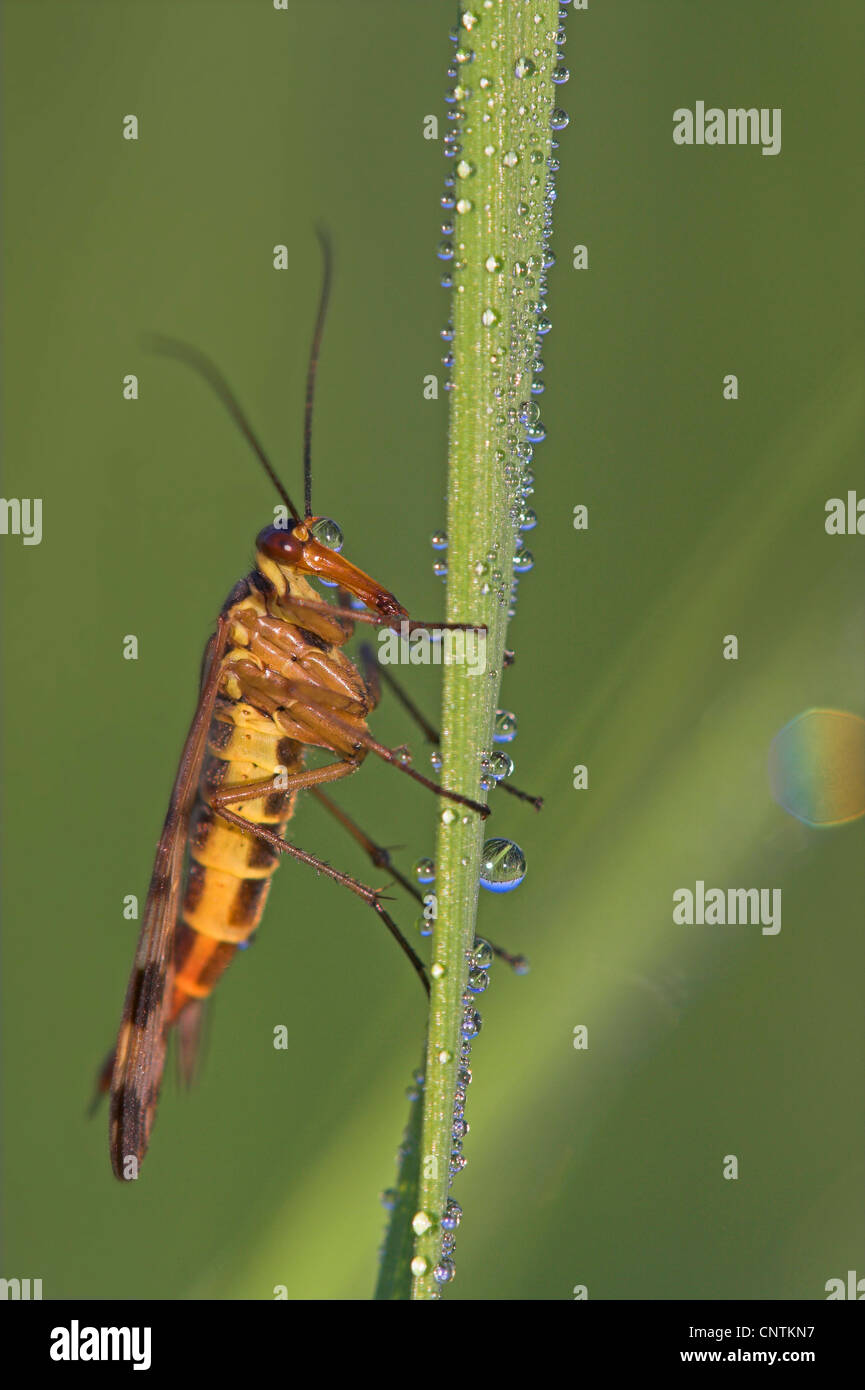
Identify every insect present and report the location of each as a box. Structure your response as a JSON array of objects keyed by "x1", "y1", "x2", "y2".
[{"x1": 97, "y1": 231, "x2": 495, "y2": 1182}]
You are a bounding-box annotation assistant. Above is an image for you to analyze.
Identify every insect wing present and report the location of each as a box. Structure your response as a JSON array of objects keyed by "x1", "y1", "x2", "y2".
[{"x1": 109, "y1": 616, "x2": 230, "y2": 1179}]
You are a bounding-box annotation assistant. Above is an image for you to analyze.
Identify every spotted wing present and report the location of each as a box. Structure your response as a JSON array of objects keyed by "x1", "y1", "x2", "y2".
[{"x1": 109, "y1": 616, "x2": 230, "y2": 1180}]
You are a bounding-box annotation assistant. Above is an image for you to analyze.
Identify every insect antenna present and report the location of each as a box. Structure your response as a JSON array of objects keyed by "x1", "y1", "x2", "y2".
[
  {"x1": 143, "y1": 333, "x2": 302, "y2": 522},
  {"x1": 304, "y1": 225, "x2": 333, "y2": 519}
]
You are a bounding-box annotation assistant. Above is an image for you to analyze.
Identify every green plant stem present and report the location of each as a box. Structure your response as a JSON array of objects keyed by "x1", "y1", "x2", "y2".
[{"x1": 411, "y1": 1, "x2": 562, "y2": 1299}]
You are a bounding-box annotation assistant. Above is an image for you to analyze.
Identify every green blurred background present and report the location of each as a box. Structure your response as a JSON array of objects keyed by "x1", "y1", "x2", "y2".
[{"x1": 2, "y1": 1, "x2": 862, "y2": 1300}]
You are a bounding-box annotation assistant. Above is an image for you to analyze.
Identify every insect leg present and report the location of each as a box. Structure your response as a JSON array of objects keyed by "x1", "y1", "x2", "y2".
[
  {"x1": 357, "y1": 642, "x2": 544, "y2": 811},
  {"x1": 279, "y1": 592, "x2": 486, "y2": 634},
  {"x1": 309, "y1": 788, "x2": 424, "y2": 903},
  {"x1": 309, "y1": 787, "x2": 528, "y2": 976},
  {"x1": 301, "y1": 706, "x2": 490, "y2": 818},
  {"x1": 230, "y1": 659, "x2": 492, "y2": 820},
  {"x1": 208, "y1": 757, "x2": 360, "y2": 809}
]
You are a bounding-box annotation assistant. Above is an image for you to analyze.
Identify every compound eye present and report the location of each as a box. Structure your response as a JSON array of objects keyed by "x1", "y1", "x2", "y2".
[{"x1": 256, "y1": 524, "x2": 304, "y2": 565}]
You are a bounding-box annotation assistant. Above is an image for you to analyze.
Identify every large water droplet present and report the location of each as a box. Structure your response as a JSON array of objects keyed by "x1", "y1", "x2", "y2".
[
  {"x1": 479, "y1": 838, "x2": 526, "y2": 892},
  {"x1": 309, "y1": 517, "x2": 344, "y2": 552},
  {"x1": 514, "y1": 56, "x2": 536, "y2": 78}
]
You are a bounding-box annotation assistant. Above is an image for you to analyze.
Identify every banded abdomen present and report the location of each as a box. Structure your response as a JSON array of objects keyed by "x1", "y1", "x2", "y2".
[
  {"x1": 167, "y1": 703, "x2": 301, "y2": 1023},
  {"x1": 164, "y1": 562, "x2": 369, "y2": 1028}
]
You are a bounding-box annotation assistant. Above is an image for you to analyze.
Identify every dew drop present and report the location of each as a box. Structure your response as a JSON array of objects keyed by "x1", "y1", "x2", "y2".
[
  {"x1": 550, "y1": 107, "x2": 570, "y2": 130},
  {"x1": 455, "y1": 159, "x2": 475, "y2": 179},
  {"x1": 514, "y1": 56, "x2": 535, "y2": 78},
  {"x1": 481, "y1": 307, "x2": 499, "y2": 327},
  {"x1": 412, "y1": 1210, "x2": 434, "y2": 1235},
  {"x1": 461, "y1": 1008, "x2": 482, "y2": 1039},
  {"x1": 309, "y1": 517, "x2": 344, "y2": 552},
  {"x1": 484, "y1": 253, "x2": 503, "y2": 272},
  {"x1": 433, "y1": 559, "x2": 448, "y2": 578},
  {"x1": 490, "y1": 751, "x2": 514, "y2": 780},
  {"x1": 467, "y1": 966, "x2": 490, "y2": 994},
  {"x1": 414, "y1": 857, "x2": 435, "y2": 884},
  {"x1": 493, "y1": 709, "x2": 518, "y2": 743},
  {"x1": 442, "y1": 1199, "x2": 463, "y2": 1232},
  {"x1": 471, "y1": 937, "x2": 494, "y2": 969},
  {"x1": 431, "y1": 530, "x2": 448, "y2": 551},
  {"x1": 479, "y1": 837, "x2": 526, "y2": 892},
  {"x1": 433, "y1": 1259, "x2": 455, "y2": 1284},
  {"x1": 410, "y1": 1256, "x2": 428, "y2": 1277},
  {"x1": 552, "y1": 64, "x2": 570, "y2": 84},
  {"x1": 513, "y1": 546, "x2": 534, "y2": 574}
]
